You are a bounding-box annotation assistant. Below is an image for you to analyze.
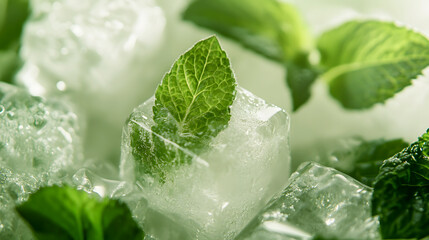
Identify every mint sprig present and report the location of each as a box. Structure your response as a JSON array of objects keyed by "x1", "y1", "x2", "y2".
[
  {"x1": 130, "y1": 36, "x2": 236, "y2": 181},
  {"x1": 16, "y1": 186, "x2": 144, "y2": 240},
  {"x1": 184, "y1": 1, "x2": 429, "y2": 111}
]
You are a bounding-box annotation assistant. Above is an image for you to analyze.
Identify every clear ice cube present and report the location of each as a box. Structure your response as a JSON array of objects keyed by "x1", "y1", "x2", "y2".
[
  {"x1": 0, "y1": 82, "x2": 83, "y2": 238},
  {"x1": 237, "y1": 162, "x2": 380, "y2": 240},
  {"x1": 120, "y1": 87, "x2": 291, "y2": 239}
]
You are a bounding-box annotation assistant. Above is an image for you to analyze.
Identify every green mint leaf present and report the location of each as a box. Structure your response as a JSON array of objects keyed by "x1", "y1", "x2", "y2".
[
  {"x1": 0, "y1": 0, "x2": 30, "y2": 83},
  {"x1": 371, "y1": 130, "x2": 429, "y2": 238},
  {"x1": 318, "y1": 20, "x2": 429, "y2": 109},
  {"x1": 153, "y1": 36, "x2": 236, "y2": 149},
  {"x1": 130, "y1": 36, "x2": 236, "y2": 182},
  {"x1": 183, "y1": 0, "x2": 313, "y2": 64},
  {"x1": 286, "y1": 55, "x2": 320, "y2": 111},
  {"x1": 16, "y1": 186, "x2": 144, "y2": 240}
]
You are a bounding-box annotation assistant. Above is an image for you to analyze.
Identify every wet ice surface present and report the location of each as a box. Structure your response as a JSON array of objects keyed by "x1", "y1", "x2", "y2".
[
  {"x1": 17, "y1": 0, "x2": 166, "y2": 163},
  {"x1": 0, "y1": 83, "x2": 82, "y2": 174},
  {"x1": 120, "y1": 87, "x2": 291, "y2": 240},
  {"x1": 0, "y1": 83, "x2": 83, "y2": 239},
  {"x1": 237, "y1": 162, "x2": 380, "y2": 240}
]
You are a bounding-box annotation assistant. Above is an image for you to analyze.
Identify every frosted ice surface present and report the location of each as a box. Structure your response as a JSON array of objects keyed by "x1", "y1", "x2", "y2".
[
  {"x1": 120, "y1": 87, "x2": 291, "y2": 239},
  {"x1": 237, "y1": 162, "x2": 380, "y2": 240},
  {"x1": 0, "y1": 83, "x2": 82, "y2": 173},
  {"x1": 0, "y1": 83, "x2": 83, "y2": 239},
  {"x1": 19, "y1": 0, "x2": 165, "y2": 96}
]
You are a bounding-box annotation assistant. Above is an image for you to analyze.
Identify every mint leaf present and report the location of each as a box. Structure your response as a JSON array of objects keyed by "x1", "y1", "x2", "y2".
[
  {"x1": 286, "y1": 55, "x2": 320, "y2": 111},
  {"x1": 183, "y1": 0, "x2": 312, "y2": 64},
  {"x1": 372, "y1": 130, "x2": 429, "y2": 238},
  {"x1": 153, "y1": 36, "x2": 236, "y2": 148},
  {"x1": 0, "y1": 0, "x2": 30, "y2": 83},
  {"x1": 318, "y1": 20, "x2": 429, "y2": 109},
  {"x1": 130, "y1": 36, "x2": 236, "y2": 181},
  {"x1": 16, "y1": 186, "x2": 144, "y2": 240}
]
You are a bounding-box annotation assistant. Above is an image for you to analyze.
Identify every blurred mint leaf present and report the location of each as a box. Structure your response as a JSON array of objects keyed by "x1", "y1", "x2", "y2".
[
  {"x1": 0, "y1": 0, "x2": 30, "y2": 83},
  {"x1": 372, "y1": 129, "x2": 429, "y2": 238},
  {"x1": 318, "y1": 20, "x2": 429, "y2": 109},
  {"x1": 0, "y1": 49, "x2": 21, "y2": 84},
  {"x1": 131, "y1": 36, "x2": 236, "y2": 182},
  {"x1": 16, "y1": 185, "x2": 144, "y2": 240},
  {"x1": 183, "y1": 0, "x2": 312, "y2": 63},
  {"x1": 345, "y1": 138, "x2": 408, "y2": 186},
  {"x1": 286, "y1": 56, "x2": 320, "y2": 111}
]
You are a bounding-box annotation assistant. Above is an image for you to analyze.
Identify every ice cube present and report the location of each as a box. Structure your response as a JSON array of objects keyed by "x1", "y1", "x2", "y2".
[
  {"x1": 17, "y1": 0, "x2": 166, "y2": 163},
  {"x1": 0, "y1": 82, "x2": 83, "y2": 239},
  {"x1": 236, "y1": 162, "x2": 380, "y2": 240},
  {"x1": 120, "y1": 87, "x2": 291, "y2": 239}
]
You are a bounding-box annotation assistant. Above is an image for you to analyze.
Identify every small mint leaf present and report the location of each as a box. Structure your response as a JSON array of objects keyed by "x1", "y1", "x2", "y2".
[
  {"x1": 183, "y1": 0, "x2": 312, "y2": 64},
  {"x1": 153, "y1": 36, "x2": 236, "y2": 149},
  {"x1": 318, "y1": 20, "x2": 429, "y2": 109},
  {"x1": 16, "y1": 186, "x2": 144, "y2": 240}
]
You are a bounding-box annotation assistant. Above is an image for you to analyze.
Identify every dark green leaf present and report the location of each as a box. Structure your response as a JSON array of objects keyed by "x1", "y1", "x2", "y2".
[
  {"x1": 318, "y1": 20, "x2": 429, "y2": 109},
  {"x1": 372, "y1": 129, "x2": 429, "y2": 238},
  {"x1": 286, "y1": 55, "x2": 320, "y2": 111},
  {"x1": 183, "y1": 0, "x2": 312, "y2": 64},
  {"x1": 16, "y1": 186, "x2": 144, "y2": 240},
  {"x1": 348, "y1": 138, "x2": 408, "y2": 186}
]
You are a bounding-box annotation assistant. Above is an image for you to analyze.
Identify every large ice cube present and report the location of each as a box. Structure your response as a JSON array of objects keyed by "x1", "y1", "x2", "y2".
[
  {"x1": 0, "y1": 82, "x2": 83, "y2": 238},
  {"x1": 17, "y1": 0, "x2": 166, "y2": 163},
  {"x1": 237, "y1": 162, "x2": 380, "y2": 240},
  {"x1": 120, "y1": 87, "x2": 291, "y2": 239}
]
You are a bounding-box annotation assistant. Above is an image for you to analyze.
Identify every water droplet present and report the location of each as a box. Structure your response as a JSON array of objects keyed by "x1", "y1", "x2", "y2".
[
  {"x1": 56, "y1": 81, "x2": 67, "y2": 91},
  {"x1": 33, "y1": 116, "x2": 47, "y2": 129},
  {"x1": 0, "y1": 105, "x2": 4, "y2": 114}
]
